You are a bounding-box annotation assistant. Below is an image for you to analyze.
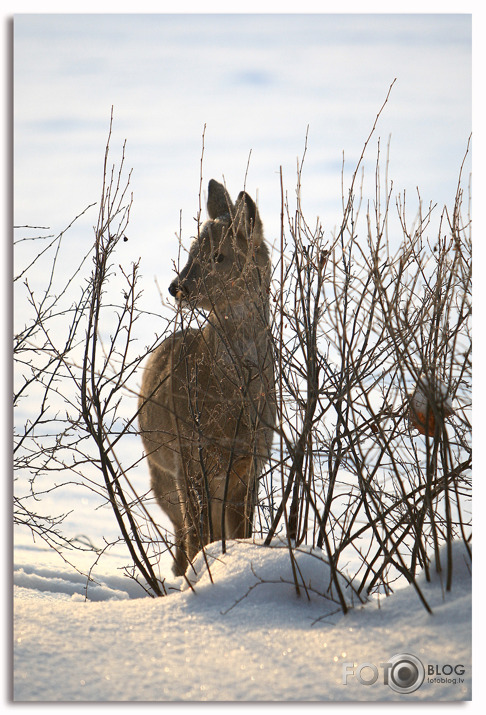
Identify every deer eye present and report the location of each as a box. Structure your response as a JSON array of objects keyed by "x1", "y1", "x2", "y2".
[{"x1": 213, "y1": 252, "x2": 225, "y2": 264}]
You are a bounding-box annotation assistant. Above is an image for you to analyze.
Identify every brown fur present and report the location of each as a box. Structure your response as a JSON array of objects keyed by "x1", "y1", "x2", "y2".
[{"x1": 139, "y1": 180, "x2": 275, "y2": 574}]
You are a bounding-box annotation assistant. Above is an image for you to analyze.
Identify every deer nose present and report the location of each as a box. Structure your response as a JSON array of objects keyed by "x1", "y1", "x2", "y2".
[{"x1": 169, "y1": 279, "x2": 186, "y2": 300}]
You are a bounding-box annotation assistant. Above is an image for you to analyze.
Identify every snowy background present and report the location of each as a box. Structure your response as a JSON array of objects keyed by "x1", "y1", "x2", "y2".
[{"x1": 11, "y1": 5, "x2": 474, "y2": 707}]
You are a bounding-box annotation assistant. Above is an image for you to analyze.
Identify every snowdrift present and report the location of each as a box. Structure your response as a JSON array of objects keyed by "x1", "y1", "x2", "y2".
[{"x1": 13, "y1": 539, "x2": 471, "y2": 702}]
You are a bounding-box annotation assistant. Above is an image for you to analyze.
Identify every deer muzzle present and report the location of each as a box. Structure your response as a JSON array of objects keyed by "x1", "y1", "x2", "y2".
[{"x1": 168, "y1": 279, "x2": 186, "y2": 301}]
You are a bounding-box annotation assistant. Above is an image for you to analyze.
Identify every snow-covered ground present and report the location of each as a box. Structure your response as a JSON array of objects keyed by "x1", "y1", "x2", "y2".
[
  {"x1": 13, "y1": 538, "x2": 471, "y2": 702},
  {"x1": 11, "y1": 9, "x2": 473, "y2": 708}
]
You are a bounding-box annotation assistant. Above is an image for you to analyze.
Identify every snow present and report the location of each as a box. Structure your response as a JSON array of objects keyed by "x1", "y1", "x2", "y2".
[
  {"x1": 10, "y1": 9, "x2": 474, "y2": 708},
  {"x1": 13, "y1": 538, "x2": 471, "y2": 702}
]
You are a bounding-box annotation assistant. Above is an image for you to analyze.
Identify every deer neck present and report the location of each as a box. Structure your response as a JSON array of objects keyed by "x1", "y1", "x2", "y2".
[{"x1": 205, "y1": 298, "x2": 270, "y2": 368}]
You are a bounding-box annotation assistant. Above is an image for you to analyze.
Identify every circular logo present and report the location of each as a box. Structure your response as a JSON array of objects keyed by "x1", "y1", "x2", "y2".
[{"x1": 387, "y1": 653, "x2": 425, "y2": 694}]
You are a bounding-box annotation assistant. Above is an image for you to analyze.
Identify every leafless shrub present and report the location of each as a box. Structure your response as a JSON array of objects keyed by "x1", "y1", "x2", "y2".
[
  {"x1": 14, "y1": 98, "x2": 471, "y2": 610},
  {"x1": 261, "y1": 115, "x2": 471, "y2": 611},
  {"x1": 14, "y1": 113, "x2": 178, "y2": 595}
]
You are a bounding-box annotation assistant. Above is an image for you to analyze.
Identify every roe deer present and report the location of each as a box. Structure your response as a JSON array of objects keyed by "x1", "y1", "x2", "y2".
[{"x1": 138, "y1": 179, "x2": 275, "y2": 575}]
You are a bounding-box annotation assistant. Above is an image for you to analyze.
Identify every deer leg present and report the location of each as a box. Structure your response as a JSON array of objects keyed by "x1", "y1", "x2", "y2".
[
  {"x1": 223, "y1": 457, "x2": 256, "y2": 539},
  {"x1": 171, "y1": 527, "x2": 189, "y2": 576}
]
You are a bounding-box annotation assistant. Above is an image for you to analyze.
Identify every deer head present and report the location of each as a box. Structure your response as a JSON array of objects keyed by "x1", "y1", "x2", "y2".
[{"x1": 169, "y1": 179, "x2": 269, "y2": 312}]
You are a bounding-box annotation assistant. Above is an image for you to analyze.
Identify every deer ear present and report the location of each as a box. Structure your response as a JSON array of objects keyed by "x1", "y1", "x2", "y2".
[
  {"x1": 235, "y1": 191, "x2": 263, "y2": 246},
  {"x1": 236, "y1": 191, "x2": 256, "y2": 224},
  {"x1": 207, "y1": 180, "x2": 234, "y2": 219}
]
